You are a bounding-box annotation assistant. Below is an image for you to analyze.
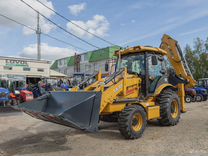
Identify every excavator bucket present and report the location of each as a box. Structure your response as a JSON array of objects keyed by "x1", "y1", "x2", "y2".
[{"x1": 16, "y1": 91, "x2": 102, "y2": 132}]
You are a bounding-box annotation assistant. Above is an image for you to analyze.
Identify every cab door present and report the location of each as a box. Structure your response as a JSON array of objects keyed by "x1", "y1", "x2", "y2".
[{"x1": 146, "y1": 54, "x2": 167, "y2": 94}]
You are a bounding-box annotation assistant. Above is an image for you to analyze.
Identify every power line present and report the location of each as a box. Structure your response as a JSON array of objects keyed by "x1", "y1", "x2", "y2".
[
  {"x1": 0, "y1": 13, "x2": 86, "y2": 51},
  {"x1": 36, "y1": 0, "x2": 115, "y2": 46},
  {"x1": 20, "y1": 0, "x2": 100, "y2": 49},
  {"x1": 0, "y1": 13, "x2": 36, "y2": 31},
  {"x1": 42, "y1": 33, "x2": 86, "y2": 51}
]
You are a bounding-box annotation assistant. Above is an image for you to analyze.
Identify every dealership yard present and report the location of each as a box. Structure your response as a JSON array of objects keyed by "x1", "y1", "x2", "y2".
[{"x1": 0, "y1": 102, "x2": 208, "y2": 156}]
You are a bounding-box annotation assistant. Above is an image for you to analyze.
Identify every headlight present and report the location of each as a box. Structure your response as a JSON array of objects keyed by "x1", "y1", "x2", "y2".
[{"x1": 203, "y1": 90, "x2": 207, "y2": 94}]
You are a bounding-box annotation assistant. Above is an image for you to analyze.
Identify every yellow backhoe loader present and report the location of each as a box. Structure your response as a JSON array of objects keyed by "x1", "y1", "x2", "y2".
[{"x1": 17, "y1": 34, "x2": 196, "y2": 139}]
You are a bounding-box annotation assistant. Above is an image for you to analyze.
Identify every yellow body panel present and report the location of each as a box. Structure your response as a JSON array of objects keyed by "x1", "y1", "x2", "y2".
[
  {"x1": 154, "y1": 83, "x2": 175, "y2": 96},
  {"x1": 115, "y1": 46, "x2": 167, "y2": 56},
  {"x1": 178, "y1": 83, "x2": 186, "y2": 112},
  {"x1": 147, "y1": 106, "x2": 160, "y2": 120},
  {"x1": 102, "y1": 103, "x2": 126, "y2": 113}
]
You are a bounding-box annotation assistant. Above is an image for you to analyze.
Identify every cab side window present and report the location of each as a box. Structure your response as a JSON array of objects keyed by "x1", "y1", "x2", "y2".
[
  {"x1": 148, "y1": 55, "x2": 163, "y2": 78},
  {"x1": 148, "y1": 55, "x2": 164, "y2": 93}
]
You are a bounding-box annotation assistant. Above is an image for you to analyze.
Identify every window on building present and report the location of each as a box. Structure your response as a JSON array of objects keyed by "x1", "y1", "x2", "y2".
[
  {"x1": 37, "y1": 68, "x2": 44, "y2": 72},
  {"x1": 4, "y1": 66, "x2": 12, "y2": 70},
  {"x1": 85, "y1": 64, "x2": 91, "y2": 71},
  {"x1": 64, "y1": 68, "x2": 67, "y2": 74},
  {"x1": 84, "y1": 53, "x2": 88, "y2": 61},
  {"x1": 82, "y1": 55, "x2": 85, "y2": 61},
  {"x1": 23, "y1": 67, "x2": 30, "y2": 71}
]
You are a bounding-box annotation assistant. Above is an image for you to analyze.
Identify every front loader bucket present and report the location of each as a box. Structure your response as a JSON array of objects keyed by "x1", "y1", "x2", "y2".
[{"x1": 16, "y1": 92, "x2": 102, "y2": 132}]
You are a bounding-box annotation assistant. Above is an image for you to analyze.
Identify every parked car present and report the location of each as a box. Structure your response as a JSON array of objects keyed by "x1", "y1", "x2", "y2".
[
  {"x1": 194, "y1": 87, "x2": 208, "y2": 102},
  {"x1": 197, "y1": 78, "x2": 208, "y2": 90}
]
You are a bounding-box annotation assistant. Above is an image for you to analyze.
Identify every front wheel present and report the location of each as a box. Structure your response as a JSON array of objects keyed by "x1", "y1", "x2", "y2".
[
  {"x1": 196, "y1": 94, "x2": 203, "y2": 102},
  {"x1": 118, "y1": 105, "x2": 147, "y2": 139}
]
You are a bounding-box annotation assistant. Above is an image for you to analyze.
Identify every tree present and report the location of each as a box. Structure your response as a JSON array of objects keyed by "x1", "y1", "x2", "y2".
[{"x1": 184, "y1": 37, "x2": 208, "y2": 80}]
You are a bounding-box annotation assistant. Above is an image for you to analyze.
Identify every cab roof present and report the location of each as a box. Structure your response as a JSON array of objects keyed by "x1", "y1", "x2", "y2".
[{"x1": 115, "y1": 45, "x2": 167, "y2": 56}]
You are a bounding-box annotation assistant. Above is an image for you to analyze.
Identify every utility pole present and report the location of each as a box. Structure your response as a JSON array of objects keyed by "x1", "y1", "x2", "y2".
[{"x1": 36, "y1": 11, "x2": 41, "y2": 60}]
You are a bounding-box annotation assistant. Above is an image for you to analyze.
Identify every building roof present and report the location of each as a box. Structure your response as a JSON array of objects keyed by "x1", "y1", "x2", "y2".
[
  {"x1": 50, "y1": 60, "x2": 58, "y2": 69},
  {"x1": 67, "y1": 56, "x2": 75, "y2": 66},
  {"x1": 89, "y1": 46, "x2": 120, "y2": 62},
  {"x1": 50, "y1": 70, "x2": 67, "y2": 78}
]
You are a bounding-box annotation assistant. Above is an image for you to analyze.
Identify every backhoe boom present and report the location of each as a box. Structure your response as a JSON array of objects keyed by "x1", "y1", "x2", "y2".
[{"x1": 160, "y1": 34, "x2": 196, "y2": 88}]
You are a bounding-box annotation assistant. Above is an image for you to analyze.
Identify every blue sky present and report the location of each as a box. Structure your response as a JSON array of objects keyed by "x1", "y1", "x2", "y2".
[{"x1": 0, "y1": 0, "x2": 208, "y2": 60}]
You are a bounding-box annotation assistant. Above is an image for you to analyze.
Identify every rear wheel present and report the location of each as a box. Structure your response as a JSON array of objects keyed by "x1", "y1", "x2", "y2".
[
  {"x1": 157, "y1": 89, "x2": 181, "y2": 126},
  {"x1": 118, "y1": 105, "x2": 147, "y2": 139},
  {"x1": 202, "y1": 96, "x2": 207, "y2": 101},
  {"x1": 191, "y1": 96, "x2": 196, "y2": 102},
  {"x1": 185, "y1": 95, "x2": 192, "y2": 103},
  {"x1": 196, "y1": 94, "x2": 203, "y2": 102}
]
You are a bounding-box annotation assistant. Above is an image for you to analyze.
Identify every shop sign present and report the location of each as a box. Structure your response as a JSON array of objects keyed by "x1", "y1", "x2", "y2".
[{"x1": 5, "y1": 59, "x2": 28, "y2": 67}]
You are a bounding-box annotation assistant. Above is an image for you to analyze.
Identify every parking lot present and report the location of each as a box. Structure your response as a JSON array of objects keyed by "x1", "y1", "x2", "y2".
[{"x1": 0, "y1": 102, "x2": 208, "y2": 156}]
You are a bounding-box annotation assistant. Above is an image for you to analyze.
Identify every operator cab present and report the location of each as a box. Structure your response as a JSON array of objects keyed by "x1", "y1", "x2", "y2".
[{"x1": 115, "y1": 46, "x2": 168, "y2": 97}]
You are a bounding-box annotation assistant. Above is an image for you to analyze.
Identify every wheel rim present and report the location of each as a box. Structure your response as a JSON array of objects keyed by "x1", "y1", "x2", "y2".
[
  {"x1": 186, "y1": 97, "x2": 191, "y2": 103},
  {"x1": 196, "y1": 96, "x2": 201, "y2": 101},
  {"x1": 171, "y1": 100, "x2": 179, "y2": 119},
  {"x1": 131, "y1": 113, "x2": 143, "y2": 132}
]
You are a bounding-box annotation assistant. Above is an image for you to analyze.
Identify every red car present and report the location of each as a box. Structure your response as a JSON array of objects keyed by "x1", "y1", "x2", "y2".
[{"x1": 10, "y1": 90, "x2": 33, "y2": 105}]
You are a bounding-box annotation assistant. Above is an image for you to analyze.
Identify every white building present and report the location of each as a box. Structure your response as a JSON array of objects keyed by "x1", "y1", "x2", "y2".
[{"x1": 0, "y1": 56, "x2": 66, "y2": 84}]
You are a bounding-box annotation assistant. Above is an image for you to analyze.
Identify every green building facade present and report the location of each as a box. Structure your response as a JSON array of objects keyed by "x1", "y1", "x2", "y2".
[{"x1": 51, "y1": 46, "x2": 121, "y2": 76}]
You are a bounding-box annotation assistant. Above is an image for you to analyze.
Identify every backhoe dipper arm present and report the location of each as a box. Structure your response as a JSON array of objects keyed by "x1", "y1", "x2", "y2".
[{"x1": 160, "y1": 34, "x2": 196, "y2": 88}]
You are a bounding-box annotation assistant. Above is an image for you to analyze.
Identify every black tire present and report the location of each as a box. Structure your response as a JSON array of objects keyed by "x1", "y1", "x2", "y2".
[
  {"x1": 118, "y1": 105, "x2": 147, "y2": 139},
  {"x1": 185, "y1": 95, "x2": 192, "y2": 103},
  {"x1": 202, "y1": 96, "x2": 207, "y2": 101},
  {"x1": 196, "y1": 94, "x2": 203, "y2": 102},
  {"x1": 192, "y1": 96, "x2": 196, "y2": 102},
  {"x1": 157, "y1": 89, "x2": 181, "y2": 126},
  {"x1": 20, "y1": 96, "x2": 24, "y2": 103},
  {"x1": 100, "y1": 114, "x2": 118, "y2": 122}
]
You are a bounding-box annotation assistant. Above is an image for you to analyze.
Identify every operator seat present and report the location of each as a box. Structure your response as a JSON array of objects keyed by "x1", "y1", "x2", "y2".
[{"x1": 149, "y1": 76, "x2": 161, "y2": 93}]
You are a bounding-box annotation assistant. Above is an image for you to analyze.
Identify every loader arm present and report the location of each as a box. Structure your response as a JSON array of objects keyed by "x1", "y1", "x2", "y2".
[
  {"x1": 71, "y1": 70, "x2": 103, "y2": 92},
  {"x1": 160, "y1": 34, "x2": 196, "y2": 88}
]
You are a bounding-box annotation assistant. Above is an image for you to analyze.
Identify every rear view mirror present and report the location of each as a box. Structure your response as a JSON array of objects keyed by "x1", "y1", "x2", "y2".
[{"x1": 152, "y1": 55, "x2": 158, "y2": 65}]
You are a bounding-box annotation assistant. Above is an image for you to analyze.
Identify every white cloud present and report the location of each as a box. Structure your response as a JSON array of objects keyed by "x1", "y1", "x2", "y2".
[
  {"x1": 67, "y1": 15, "x2": 110, "y2": 38},
  {"x1": 68, "y1": 3, "x2": 86, "y2": 16},
  {"x1": 0, "y1": 0, "x2": 55, "y2": 35},
  {"x1": 20, "y1": 43, "x2": 75, "y2": 60}
]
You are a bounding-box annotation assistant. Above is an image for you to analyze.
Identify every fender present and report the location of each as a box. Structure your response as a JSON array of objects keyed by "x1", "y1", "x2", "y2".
[{"x1": 154, "y1": 83, "x2": 175, "y2": 96}]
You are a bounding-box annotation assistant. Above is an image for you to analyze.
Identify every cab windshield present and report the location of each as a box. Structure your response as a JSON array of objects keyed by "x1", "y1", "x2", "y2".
[
  {"x1": 198, "y1": 79, "x2": 208, "y2": 87},
  {"x1": 117, "y1": 54, "x2": 145, "y2": 75}
]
